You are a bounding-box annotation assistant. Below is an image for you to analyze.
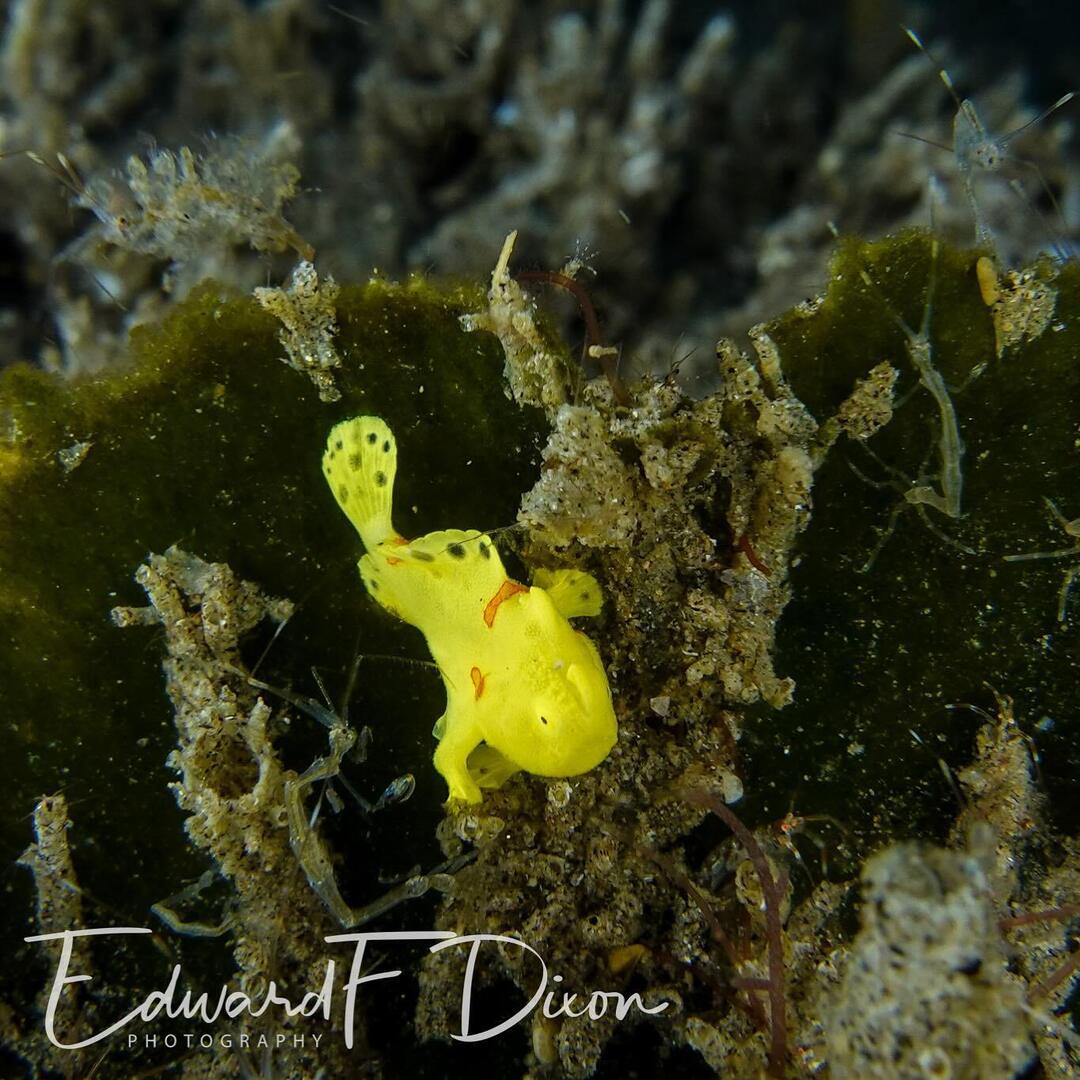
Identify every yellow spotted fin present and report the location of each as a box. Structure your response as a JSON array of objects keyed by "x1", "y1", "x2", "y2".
[
  {"x1": 532, "y1": 567, "x2": 603, "y2": 618},
  {"x1": 322, "y1": 416, "x2": 398, "y2": 550}
]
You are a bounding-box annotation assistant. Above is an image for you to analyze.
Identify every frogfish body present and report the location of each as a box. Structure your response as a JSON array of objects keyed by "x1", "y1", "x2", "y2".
[{"x1": 322, "y1": 416, "x2": 617, "y2": 803}]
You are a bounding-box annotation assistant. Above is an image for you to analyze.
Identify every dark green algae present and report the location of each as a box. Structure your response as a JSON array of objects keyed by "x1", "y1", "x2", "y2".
[
  {"x1": 0, "y1": 276, "x2": 547, "y2": 947},
  {"x1": 747, "y1": 231, "x2": 1080, "y2": 858}
]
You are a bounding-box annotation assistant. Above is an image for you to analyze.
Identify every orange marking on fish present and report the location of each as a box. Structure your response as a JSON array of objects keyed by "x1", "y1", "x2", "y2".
[
  {"x1": 483, "y1": 580, "x2": 529, "y2": 628},
  {"x1": 470, "y1": 666, "x2": 485, "y2": 700},
  {"x1": 390, "y1": 535, "x2": 408, "y2": 546},
  {"x1": 386, "y1": 556, "x2": 403, "y2": 566}
]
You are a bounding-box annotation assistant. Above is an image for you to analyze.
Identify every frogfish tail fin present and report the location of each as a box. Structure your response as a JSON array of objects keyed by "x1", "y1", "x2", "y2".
[{"x1": 322, "y1": 416, "x2": 398, "y2": 550}]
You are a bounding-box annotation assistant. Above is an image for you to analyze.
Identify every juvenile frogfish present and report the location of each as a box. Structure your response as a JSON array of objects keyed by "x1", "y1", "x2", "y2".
[{"x1": 322, "y1": 416, "x2": 617, "y2": 804}]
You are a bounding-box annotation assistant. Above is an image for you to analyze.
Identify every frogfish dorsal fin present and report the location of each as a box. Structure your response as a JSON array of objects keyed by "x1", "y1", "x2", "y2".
[{"x1": 323, "y1": 416, "x2": 398, "y2": 550}]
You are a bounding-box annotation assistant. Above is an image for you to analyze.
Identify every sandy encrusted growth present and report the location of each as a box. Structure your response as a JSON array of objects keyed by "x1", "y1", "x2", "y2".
[
  {"x1": 13, "y1": 794, "x2": 95, "y2": 1077},
  {"x1": 807, "y1": 696, "x2": 1077, "y2": 1080},
  {"x1": 518, "y1": 331, "x2": 820, "y2": 712},
  {"x1": 111, "y1": 547, "x2": 374, "y2": 1079},
  {"x1": 825, "y1": 830, "x2": 1034, "y2": 1080},
  {"x1": 817, "y1": 832, "x2": 1078, "y2": 1080},
  {"x1": 981, "y1": 261, "x2": 1059, "y2": 357},
  {"x1": 460, "y1": 230, "x2": 576, "y2": 411},
  {"x1": 949, "y1": 696, "x2": 1080, "y2": 1078},
  {"x1": 1015, "y1": 835, "x2": 1080, "y2": 1080},
  {"x1": 254, "y1": 259, "x2": 343, "y2": 402}
]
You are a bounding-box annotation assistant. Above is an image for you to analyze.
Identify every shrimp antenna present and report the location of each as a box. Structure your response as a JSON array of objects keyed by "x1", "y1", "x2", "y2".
[{"x1": 1002, "y1": 91, "x2": 1076, "y2": 145}]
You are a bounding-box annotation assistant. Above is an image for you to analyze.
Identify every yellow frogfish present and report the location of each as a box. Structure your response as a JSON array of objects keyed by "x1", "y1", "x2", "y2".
[{"x1": 322, "y1": 416, "x2": 617, "y2": 803}]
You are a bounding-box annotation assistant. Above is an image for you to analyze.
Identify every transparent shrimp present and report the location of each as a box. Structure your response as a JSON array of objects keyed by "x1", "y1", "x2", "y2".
[
  {"x1": 854, "y1": 231, "x2": 975, "y2": 569},
  {"x1": 230, "y1": 642, "x2": 470, "y2": 927},
  {"x1": 903, "y1": 26, "x2": 1075, "y2": 255}
]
